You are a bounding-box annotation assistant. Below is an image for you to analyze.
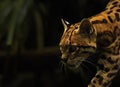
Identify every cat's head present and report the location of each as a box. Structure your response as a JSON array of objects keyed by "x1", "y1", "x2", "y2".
[{"x1": 59, "y1": 18, "x2": 97, "y2": 72}]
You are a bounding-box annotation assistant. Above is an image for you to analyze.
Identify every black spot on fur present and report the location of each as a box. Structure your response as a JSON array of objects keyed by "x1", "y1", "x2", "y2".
[
  {"x1": 114, "y1": 25, "x2": 120, "y2": 37},
  {"x1": 110, "y1": 5, "x2": 117, "y2": 9},
  {"x1": 98, "y1": 76, "x2": 103, "y2": 85},
  {"x1": 96, "y1": 75, "x2": 101, "y2": 78},
  {"x1": 92, "y1": 19, "x2": 108, "y2": 24},
  {"x1": 114, "y1": 26, "x2": 118, "y2": 30},
  {"x1": 93, "y1": 80, "x2": 96, "y2": 83},
  {"x1": 107, "y1": 72, "x2": 116, "y2": 77},
  {"x1": 107, "y1": 57, "x2": 114, "y2": 64},
  {"x1": 95, "y1": 74, "x2": 104, "y2": 85},
  {"x1": 112, "y1": 65, "x2": 119, "y2": 70},
  {"x1": 112, "y1": 1, "x2": 118, "y2": 5},
  {"x1": 102, "y1": 19, "x2": 108, "y2": 23},
  {"x1": 116, "y1": 9, "x2": 120, "y2": 12},
  {"x1": 104, "y1": 68, "x2": 110, "y2": 72},
  {"x1": 107, "y1": 10, "x2": 113, "y2": 14},
  {"x1": 115, "y1": 13, "x2": 120, "y2": 21},
  {"x1": 108, "y1": 16, "x2": 114, "y2": 23}
]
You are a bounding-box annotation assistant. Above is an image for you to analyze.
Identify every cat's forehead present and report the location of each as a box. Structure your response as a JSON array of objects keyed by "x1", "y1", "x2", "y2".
[
  {"x1": 59, "y1": 24, "x2": 82, "y2": 46},
  {"x1": 70, "y1": 22, "x2": 80, "y2": 28},
  {"x1": 65, "y1": 22, "x2": 81, "y2": 34}
]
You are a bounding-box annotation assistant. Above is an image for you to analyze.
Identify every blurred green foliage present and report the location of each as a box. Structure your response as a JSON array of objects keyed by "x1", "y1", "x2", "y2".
[
  {"x1": 1, "y1": 0, "x2": 25, "y2": 46},
  {"x1": 0, "y1": 0, "x2": 110, "y2": 51},
  {"x1": 0, "y1": 0, "x2": 44, "y2": 51}
]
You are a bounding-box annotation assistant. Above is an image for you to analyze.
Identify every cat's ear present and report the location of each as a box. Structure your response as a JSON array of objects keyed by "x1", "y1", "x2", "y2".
[
  {"x1": 79, "y1": 18, "x2": 94, "y2": 35},
  {"x1": 61, "y1": 19, "x2": 70, "y2": 31}
]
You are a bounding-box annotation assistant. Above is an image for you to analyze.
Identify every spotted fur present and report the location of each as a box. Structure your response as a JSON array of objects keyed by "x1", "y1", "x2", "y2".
[{"x1": 59, "y1": 0, "x2": 120, "y2": 87}]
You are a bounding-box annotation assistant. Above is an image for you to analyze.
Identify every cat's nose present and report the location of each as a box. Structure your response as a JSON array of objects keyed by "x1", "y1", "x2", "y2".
[
  {"x1": 61, "y1": 54, "x2": 68, "y2": 62},
  {"x1": 61, "y1": 57, "x2": 68, "y2": 63}
]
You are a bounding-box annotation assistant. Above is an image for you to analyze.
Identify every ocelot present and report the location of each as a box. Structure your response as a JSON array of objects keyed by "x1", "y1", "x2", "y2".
[{"x1": 59, "y1": 0, "x2": 120, "y2": 87}]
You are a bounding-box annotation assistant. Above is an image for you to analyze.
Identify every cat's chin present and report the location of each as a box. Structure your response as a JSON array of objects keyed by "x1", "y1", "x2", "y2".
[
  {"x1": 66, "y1": 59, "x2": 83, "y2": 73},
  {"x1": 66, "y1": 62, "x2": 84, "y2": 74}
]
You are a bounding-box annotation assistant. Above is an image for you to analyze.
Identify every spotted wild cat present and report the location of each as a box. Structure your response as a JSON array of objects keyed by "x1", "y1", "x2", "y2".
[{"x1": 59, "y1": 0, "x2": 120, "y2": 87}]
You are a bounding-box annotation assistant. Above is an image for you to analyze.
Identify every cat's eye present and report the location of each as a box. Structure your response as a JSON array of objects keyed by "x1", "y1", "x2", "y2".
[{"x1": 69, "y1": 46, "x2": 77, "y2": 53}]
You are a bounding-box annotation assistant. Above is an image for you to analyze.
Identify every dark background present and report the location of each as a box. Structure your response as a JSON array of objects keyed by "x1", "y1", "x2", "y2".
[{"x1": 0, "y1": 0, "x2": 120, "y2": 87}]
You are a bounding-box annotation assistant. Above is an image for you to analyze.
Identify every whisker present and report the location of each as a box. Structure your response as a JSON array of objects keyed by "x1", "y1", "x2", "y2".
[
  {"x1": 59, "y1": 61, "x2": 67, "y2": 74},
  {"x1": 80, "y1": 63, "x2": 92, "y2": 72},
  {"x1": 59, "y1": 61, "x2": 64, "y2": 71},
  {"x1": 82, "y1": 60, "x2": 96, "y2": 67}
]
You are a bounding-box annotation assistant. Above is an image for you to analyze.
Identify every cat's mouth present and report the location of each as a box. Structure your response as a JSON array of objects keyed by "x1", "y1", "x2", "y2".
[
  {"x1": 60, "y1": 47, "x2": 98, "y2": 73},
  {"x1": 59, "y1": 51, "x2": 99, "y2": 74},
  {"x1": 67, "y1": 51, "x2": 94, "y2": 65},
  {"x1": 64, "y1": 52, "x2": 98, "y2": 70},
  {"x1": 67, "y1": 57, "x2": 84, "y2": 66},
  {"x1": 66, "y1": 57, "x2": 88, "y2": 71}
]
